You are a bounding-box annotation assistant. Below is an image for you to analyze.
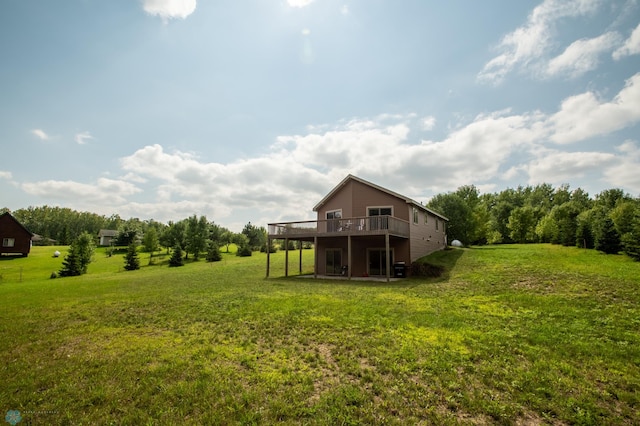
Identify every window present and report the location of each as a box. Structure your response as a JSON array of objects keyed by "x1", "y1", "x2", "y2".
[
  {"x1": 424, "y1": 213, "x2": 428, "y2": 224},
  {"x1": 368, "y1": 207, "x2": 392, "y2": 216},
  {"x1": 3, "y1": 238, "x2": 15, "y2": 247},
  {"x1": 326, "y1": 249, "x2": 342, "y2": 275},
  {"x1": 368, "y1": 207, "x2": 392, "y2": 231},
  {"x1": 368, "y1": 248, "x2": 394, "y2": 276},
  {"x1": 413, "y1": 208, "x2": 419, "y2": 224},
  {"x1": 326, "y1": 210, "x2": 342, "y2": 232},
  {"x1": 435, "y1": 220, "x2": 439, "y2": 231}
]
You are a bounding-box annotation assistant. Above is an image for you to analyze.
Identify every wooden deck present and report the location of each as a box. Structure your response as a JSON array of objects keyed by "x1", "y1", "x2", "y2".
[{"x1": 268, "y1": 215, "x2": 410, "y2": 239}]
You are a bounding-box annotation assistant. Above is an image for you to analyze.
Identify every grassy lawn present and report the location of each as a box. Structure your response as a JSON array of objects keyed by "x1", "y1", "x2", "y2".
[{"x1": 1, "y1": 244, "x2": 639, "y2": 425}]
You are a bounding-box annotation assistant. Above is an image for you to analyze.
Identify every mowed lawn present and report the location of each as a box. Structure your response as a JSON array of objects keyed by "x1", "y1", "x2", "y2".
[{"x1": 1, "y1": 244, "x2": 639, "y2": 425}]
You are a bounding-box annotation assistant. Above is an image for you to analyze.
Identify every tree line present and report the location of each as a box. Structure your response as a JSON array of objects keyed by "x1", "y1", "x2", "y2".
[
  {"x1": 0, "y1": 206, "x2": 269, "y2": 259},
  {"x1": 426, "y1": 184, "x2": 639, "y2": 260},
  {"x1": 4, "y1": 181, "x2": 639, "y2": 265}
]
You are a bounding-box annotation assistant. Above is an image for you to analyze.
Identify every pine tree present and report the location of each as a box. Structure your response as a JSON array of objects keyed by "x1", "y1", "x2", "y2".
[
  {"x1": 58, "y1": 245, "x2": 82, "y2": 276},
  {"x1": 58, "y1": 231, "x2": 95, "y2": 277},
  {"x1": 206, "y1": 242, "x2": 222, "y2": 262},
  {"x1": 169, "y1": 244, "x2": 184, "y2": 267},
  {"x1": 595, "y1": 217, "x2": 621, "y2": 254},
  {"x1": 124, "y1": 242, "x2": 140, "y2": 271},
  {"x1": 622, "y1": 208, "x2": 640, "y2": 261}
]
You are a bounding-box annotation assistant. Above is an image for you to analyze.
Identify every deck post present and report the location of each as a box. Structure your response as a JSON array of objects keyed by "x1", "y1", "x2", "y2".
[
  {"x1": 348, "y1": 234, "x2": 352, "y2": 280},
  {"x1": 299, "y1": 240, "x2": 303, "y2": 274},
  {"x1": 285, "y1": 238, "x2": 289, "y2": 277},
  {"x1": 266, "y1": 236, "x2": 271, "y2": 278},
  {"x1": 385, "y1": 233, "x2": 390, "y2": 283},
  {"x1": 314, "y1": 236, "x2": 318, "y2": 279}
]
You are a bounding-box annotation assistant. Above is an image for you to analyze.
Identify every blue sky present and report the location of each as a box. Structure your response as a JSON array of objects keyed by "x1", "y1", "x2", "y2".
[{"x1": 1, "y1": 0, "x2": 639, "y2": 231}]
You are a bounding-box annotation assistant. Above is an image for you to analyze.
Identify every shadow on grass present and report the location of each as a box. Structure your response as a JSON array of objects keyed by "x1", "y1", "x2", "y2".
[
  {"x1": 468, "y1": 245, "x2": 519, "y2": 250},
  {"x1": 0, "y1": 254, "x2": 25, "y2": 261},
  {"x1": 410, "y1": 247, "x2": 464, "y2": 283},
  {"x1": 274, "y1": 248, "x2": 466, "y2": 289}
]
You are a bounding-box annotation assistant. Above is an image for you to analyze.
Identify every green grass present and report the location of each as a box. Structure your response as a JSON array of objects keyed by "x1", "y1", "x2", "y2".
[{"x1": 1, "y1": 244, "x2": 639, "y2": 425}]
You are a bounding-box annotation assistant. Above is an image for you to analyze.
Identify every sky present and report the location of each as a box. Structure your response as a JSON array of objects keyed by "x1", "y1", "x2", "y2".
[{"x1": 1, "y1": 0, "x2": 639, "y2": 231}]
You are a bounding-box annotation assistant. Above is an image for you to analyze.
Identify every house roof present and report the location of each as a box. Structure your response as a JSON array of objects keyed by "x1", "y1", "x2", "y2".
[
  {"x1": 313, "y1": 174, "x2": 449, "y2": 221},
  {"x1": 0, "y1": 212, "x2": 34, "y2": 236},
  {"x1": 98, "y1": 229, "x2": 118, "y2": 237}
]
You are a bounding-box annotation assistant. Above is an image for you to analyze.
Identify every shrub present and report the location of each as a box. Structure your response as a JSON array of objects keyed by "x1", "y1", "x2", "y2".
[
  {"x1": 236, "y1": 245, "x2": 252, "y2": 257},
  {"x1": 260, "y1": 242, "x2": 277, "y2": 253},
  {"x1": 206, "y1": 243, "x2": 222, "y2": 262}
]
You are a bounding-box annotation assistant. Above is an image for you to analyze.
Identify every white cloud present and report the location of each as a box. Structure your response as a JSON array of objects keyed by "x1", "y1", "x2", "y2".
[
  {"x1": 142, "y1": 0, "x2": 196, "y2": 20},
  {"x1": 603, "y1": 141, "x2": 640, "y2": 191},
  {"x1": 275, "y1": 111, "x2": 544, "y2": 195},
  {"x1": 31, "y1": 129, "x2": 49, "y2": 140},
  {"x1": 549, "y1": 72, "x2": 640, "y2": 144},
  {"x1": 613, "y1": 22, "x2": 640, "y2": 60},
  {"x1": 119, "y1": 144, "x2": 331, "y2": 224},
  {"x1": 287, "y1": 0, "x2": 314, "y2": 8},
  {"x1": 523, "y1": 150, "x2": 616, "y2": 184},
  {"x1": 546, "y1": 32, "x2": 620, "y2": 78},
  {"x1": 0, "y1": 171, "x2": 13, "y2": 180},
  {"x1": 478, "y1": 0, "x2": 602, "y2": 84},
  {"x1": 74, "y1": 131, "x2": 94, "y2": 145},
  {"x1": 421, "y1": 116, "x2": 436, "y2": 131},
  {"x1": 21, "y1": 178, "x2": 141, "y2": 205}
]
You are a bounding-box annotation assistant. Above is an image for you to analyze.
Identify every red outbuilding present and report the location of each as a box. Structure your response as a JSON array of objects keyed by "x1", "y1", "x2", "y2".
[{"x1": 0, "y1": 212, "x2": 34, "y2": 257}]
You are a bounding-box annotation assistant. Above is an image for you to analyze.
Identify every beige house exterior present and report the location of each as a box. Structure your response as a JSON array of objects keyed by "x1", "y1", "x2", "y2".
[{"x1": 267, "y1": 175, "x2": 448, "y2": 281}]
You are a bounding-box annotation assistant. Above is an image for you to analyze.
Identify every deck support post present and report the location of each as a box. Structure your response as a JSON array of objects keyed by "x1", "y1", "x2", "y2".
[
  {"x1": 385, "y1": 233, "x2": 390, "y2": 283},
  {"x1": 266, "y1": 237, "x2": 271, "y2": 278},
  {"x1": 299, "y1": 241, "x2": 303, "y2": 274},
  {"x1": 348, "y1": 234, "x2": 352, "y2": 280},
  {"x1": 285, "y1": 238, "x2": 289, "y2": 277},
  {"x1": 314, "y1": 236, "x2": 318, "y2": 279}
]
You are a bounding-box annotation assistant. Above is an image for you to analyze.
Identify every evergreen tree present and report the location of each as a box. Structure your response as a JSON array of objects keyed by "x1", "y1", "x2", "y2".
[
  {"x1": 236, "y1": 244, "x2": 252, "y2": 257},
  {"x1": 124, "y1": 242, "x2": 140, "y2": 271},
  {"x1": 621, "y1": 206, "x2": 640, "y2": 261},
  {"x1": 169, "y1": 244, "x2": 184, "y2": 267},
  {"x1": 75, "y1": 231, "x2": 95, "y2": 274},
  {"x1": 595, "y1": 216, "x2": 621, "y2": 254},
  {"x1": 58, "y1": 245, "x2": 82, "y2": 277},
  {"x1": 241, "y1": 222, "x2": 267, "y2": 251},
  {"x1": 206, "y1": 241, "x2": 222, "y2": 262},
  {"x1": 58, "y1": 231, "x2": 95, "y2": 276}
]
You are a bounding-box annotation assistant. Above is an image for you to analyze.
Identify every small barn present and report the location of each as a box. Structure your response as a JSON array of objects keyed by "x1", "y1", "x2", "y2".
[
  {"x1": 98, "y1": 229, "x2": 118, "y2": 246},
  {"x1": 0, "y1": 212, "x2": 34, "y2": 257}
]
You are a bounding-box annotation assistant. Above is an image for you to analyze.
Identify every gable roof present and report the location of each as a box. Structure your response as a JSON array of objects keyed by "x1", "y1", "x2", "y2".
[
  {"x1": 0, "y1": 212, "x2": 34, "y2": 237},
  {"x1": 313, "y1": 175, "x2": 449, "y2": 221},
  {"x1": 98, "y1": 229, "x2": 118, "y2": 237}
]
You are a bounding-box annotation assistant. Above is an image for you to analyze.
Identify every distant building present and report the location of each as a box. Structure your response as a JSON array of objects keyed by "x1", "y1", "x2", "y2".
[
  {"x1": 0, "y1": 212, "x2": 34, "y2": 257},
  {"x1": 98, "y1": 229, "x2": 118, "y2": 246}
]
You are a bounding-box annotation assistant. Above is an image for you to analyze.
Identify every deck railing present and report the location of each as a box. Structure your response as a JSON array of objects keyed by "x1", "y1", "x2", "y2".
[{"x1": 268, "y1": 215, "x2": 409, "y2": 238}]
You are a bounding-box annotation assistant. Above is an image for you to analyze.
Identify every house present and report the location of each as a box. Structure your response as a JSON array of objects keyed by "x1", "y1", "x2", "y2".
[
  {"x1": 98, "y1": 229, "x2": 118, "y2": 246},
  {"x1": 266, "y1": 175, "x2": 448, "y2": 281},
  {"x1": 0, "y1": 212, "x2": 34, "y2": 257}
]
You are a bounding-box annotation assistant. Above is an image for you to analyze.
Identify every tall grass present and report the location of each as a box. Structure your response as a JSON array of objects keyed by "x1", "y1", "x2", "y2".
[{"x1": 0, "y1": 244, "x2": 638, "y2": 425}]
